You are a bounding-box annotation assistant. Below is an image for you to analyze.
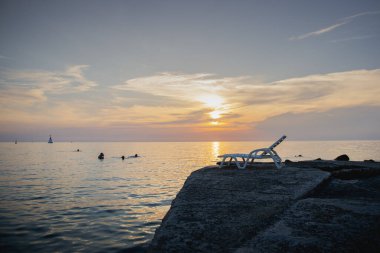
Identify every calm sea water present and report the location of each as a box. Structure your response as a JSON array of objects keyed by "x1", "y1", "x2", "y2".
[{"x1": 1, "y1": 141, "x2": 379, "y2": 252}]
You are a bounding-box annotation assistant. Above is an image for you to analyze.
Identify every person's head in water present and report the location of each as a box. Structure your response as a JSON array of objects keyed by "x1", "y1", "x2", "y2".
[
  {"x1": 121, "y1": 155, "x2": 125, "y2": 160},
  {"x1": 98, "y1": 152, "x2": 104, "y2": 159},
  {"x1": 134, "y1": 154, "x2": 138, "y2": 157}
]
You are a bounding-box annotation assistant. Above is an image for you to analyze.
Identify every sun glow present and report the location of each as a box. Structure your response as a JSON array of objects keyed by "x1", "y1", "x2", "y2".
[
  {"x1": 198, "y1": 94, "x2": 224, "y2": 108},
  {"x1": 197, "y1": 94, "x2": 227, "y2": 124},
  {"x1": 209, "y1": 110, "x2": 222, "y2": 119}
]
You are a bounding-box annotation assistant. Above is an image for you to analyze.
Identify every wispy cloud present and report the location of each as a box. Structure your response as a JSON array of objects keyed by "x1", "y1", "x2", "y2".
[
  {"x1": 112, "y1": 69, "x2": 380, "y2": 128},
  {"x1": 290, "y1": 10, "x2": 380, "y2": 40},
  {"x1": 1, "y1": 67, "x2": 380, "y2": 138},
  {"x1": 341, "y1": 10, "x2": 380, "y2": 21},
  {"x1": 290, "y1": 21, "x2": 348, "y2": 40},
  {"x1": 3, "y1": 65, "x2": 97, "y2": 93},
  {"x1": 0, "y1": 65, "x2": 97, "y2": 122}
]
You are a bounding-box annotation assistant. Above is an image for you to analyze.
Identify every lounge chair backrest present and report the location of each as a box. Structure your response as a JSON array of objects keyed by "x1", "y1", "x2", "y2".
[{"x1": 268, "y1": 135, "x2": 287, "y2": 150}]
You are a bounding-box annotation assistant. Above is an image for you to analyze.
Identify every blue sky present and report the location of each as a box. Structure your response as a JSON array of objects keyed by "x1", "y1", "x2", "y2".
[{"x1": 0, "y1": 0, "x2": 380, "y2": 141}]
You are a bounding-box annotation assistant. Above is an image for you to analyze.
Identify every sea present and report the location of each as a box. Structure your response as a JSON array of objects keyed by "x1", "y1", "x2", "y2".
[{"x1": 1, "y1": 141, "x2": 379, "y2": 252}]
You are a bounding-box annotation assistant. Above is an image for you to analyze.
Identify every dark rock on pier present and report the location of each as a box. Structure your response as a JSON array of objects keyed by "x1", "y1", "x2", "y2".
[
  {"x1": 148, "y1": 160, "x2": 380, "y2": 253},
  {"x1": 334, "y1": 154, "x2": 350, "y2": 161}
]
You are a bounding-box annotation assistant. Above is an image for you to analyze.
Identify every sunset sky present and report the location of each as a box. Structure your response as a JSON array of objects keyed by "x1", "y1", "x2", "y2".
[{"x1": 1, "y1": 0, "x2": 380, "y2": 141}]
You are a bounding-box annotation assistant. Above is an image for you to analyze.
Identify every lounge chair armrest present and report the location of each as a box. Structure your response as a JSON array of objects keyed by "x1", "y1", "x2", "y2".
[{"x1": 248, "y1": 148, "x2": 271, "y2": 157}]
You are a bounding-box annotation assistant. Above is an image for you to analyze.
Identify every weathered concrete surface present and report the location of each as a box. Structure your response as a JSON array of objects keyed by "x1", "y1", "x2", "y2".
[
  {"x1": 148, "y1": 161, "x2": 380, "y2": 253},
  {"x1": 148, "y1": 164, "x2": 330, "y2": 253},
  {"x1": 235, "y1": 174, "x2": 380, "y2": 253},
  {"x1": 235, "y1": 197, "x2": 380, "y2": 253}
]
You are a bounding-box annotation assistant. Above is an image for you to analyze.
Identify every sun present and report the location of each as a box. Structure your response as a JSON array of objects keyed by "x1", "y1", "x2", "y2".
[
  {"x1": 209, "y1": 110, "x2": 221, "y2": 119},
  {"x1": 197, "y1": 94, "x2": 228, "y2": 124}
]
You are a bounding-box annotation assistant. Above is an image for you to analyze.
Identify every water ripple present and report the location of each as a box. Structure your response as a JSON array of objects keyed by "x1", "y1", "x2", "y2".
[{"x1": 1, "y1": 141, "x2": 379, "y2": 252}]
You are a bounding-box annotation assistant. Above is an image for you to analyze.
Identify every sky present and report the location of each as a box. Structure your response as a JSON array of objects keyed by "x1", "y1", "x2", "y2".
[{"x1": 0, "y1": 0, "x2": 380, "y2": 141}]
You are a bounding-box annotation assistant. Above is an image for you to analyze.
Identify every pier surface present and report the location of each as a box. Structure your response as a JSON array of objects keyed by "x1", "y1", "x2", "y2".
[{"x1": 148, "y1": 160, "x2": 380, "y2": 253}]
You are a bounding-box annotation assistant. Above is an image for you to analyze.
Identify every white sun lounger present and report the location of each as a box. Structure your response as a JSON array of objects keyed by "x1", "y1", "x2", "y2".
[{"x1": 218, "y1": 135, "x2": 287, "y2": 169}]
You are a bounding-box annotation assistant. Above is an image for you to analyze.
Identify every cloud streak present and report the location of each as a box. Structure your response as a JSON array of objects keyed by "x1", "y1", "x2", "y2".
[
  {"x1": 0, "y1": 65, "x2": 99, "y2": 125},
  {"x1": 1, "y1": 65, "x2": 97, "y2": 100},
  {"x1": 113, "y1": 69, "x2": 380, "y2": 128},
  {"x1": 1, "y1": 67, "x2": 380, "y2": 140},
  {"x1": 290, "y1": 21, "x2": 348, "y2": 40},
  {"x1": 290, "y1": 10, "x2": 380, "y2": 40}
]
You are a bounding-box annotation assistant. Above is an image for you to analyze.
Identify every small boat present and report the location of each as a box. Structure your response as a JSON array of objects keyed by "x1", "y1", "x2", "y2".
[{"x1": 48, "y1": 135, "x2": 53, "y2": 143}]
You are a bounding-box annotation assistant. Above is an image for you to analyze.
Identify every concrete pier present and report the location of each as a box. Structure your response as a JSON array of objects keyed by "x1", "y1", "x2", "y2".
[{"x1": 148, "y1": 161, "x2": 380, "y2": 253}]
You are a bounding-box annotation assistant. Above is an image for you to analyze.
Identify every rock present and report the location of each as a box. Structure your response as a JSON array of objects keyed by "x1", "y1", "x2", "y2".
[
  {"x1": 334, "y1": 154, "x2": 349, "y2": 161},
  {"x1": 148, "y1": 161, "x2": 380, "y2": 253},
  {"x1": 364, "y1": 159, "x2": 375, "y2": 163},
  {"x1": 148, "y1": 165, "x2": 330, "y2": 253},
  {"x1": 315, "y1": 158, "x2": 322, "y2": 161},
  {"x1": 284, "y1": 159, "x2": 292, "y2": 163},
  {"x1": 236, "y1": 197, "x2": 380, "y2": 253},
  {"x1": 312, "y1": 176, "x2": 380, "y2": 200}
]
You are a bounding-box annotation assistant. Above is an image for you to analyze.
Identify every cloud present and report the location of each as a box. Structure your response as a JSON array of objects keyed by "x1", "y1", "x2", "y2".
[
  {"x1": 341, "y1": 11, "x2": 380, "y2": 21},
  {"x1": 62, "y1": 65, "x2": 98, "y2": 92},
  {"x1": 290, "y1": 11, "x2": 380, "y2": 40},
  {"x1": 0, "y1": 65, "x2": 97, "y2": 101},
  {"x1": 0, "y1": 65, "x2": 99, "y2": 125},
  {"x1": 290, "y1": 21, "x2": 348, "y2": 40},
  {"x1": 239, "y1": 69, "x2": 380, "y2": 123},
  {"x1": 113, "y1": 72, "x2": 235, "y2": 100},
  {"x1": 255, "y1": 105, "x2": 380, "y2": 140},
  {"x1": 0, "y1": 64, "x2": 98, "y2": 112},
  {"x1": 115, "y1": 69, "x2": 380, "y2": 119},
  {"x1": 1, "y1": 67, "x2": 380, "y2": 140},
  {"x1": 155, "y1": 108, "x2": 212, "y2": 125}
]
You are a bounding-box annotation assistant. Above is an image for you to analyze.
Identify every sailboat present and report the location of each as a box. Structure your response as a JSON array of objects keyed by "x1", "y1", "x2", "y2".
[{"x1": 48, "y1": 135, "x2": 53, "y2": 143}]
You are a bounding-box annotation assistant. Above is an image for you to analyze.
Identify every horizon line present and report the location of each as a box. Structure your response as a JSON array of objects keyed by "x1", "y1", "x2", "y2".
[{"x1": 3, "y1": 139, "x2": 380, "y2": 143}]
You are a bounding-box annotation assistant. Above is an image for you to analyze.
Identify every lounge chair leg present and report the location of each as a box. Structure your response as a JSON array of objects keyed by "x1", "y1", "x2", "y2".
[
  {"x1": 270, "y1": 154, "x2": 282, "y2": 169},
  {"x1": 228, "y1": 157, "x2": 233, "y2": 166},
  {"x1": 220, "y1": 157, "x2": 228, "y2": 168},
  {"x1": 231, "y1": 157, "x2": 242, "y2": 169},
  {"x1": 250, "y1": 158, "x2": 255, "y2": 166}
]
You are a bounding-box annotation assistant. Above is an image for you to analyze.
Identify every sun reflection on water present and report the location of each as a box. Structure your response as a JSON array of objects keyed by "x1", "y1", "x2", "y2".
[{"x1": 212, "y1": 141, "x2": 220, "y2": 159}]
